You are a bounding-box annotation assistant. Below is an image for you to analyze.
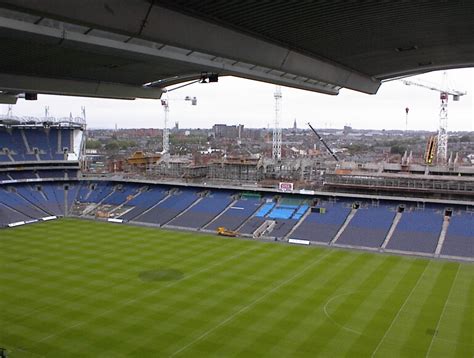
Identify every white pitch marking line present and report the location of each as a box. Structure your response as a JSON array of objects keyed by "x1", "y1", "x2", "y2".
[
  {"x1": 371, "y1": 261, "x2": 431, "y2": 358},
  {"x1": 425, "y1": 265, "x2": 460, "y2": 358},
  {"x1": 169, "y1": 250, "x2": 333, "y2": 357},
  {"x1": 36, "y1": 244, "x2": 258, "y2": 344},
  {"x1": 323, "y1": 291, "x2": 363, "y2": 335}
]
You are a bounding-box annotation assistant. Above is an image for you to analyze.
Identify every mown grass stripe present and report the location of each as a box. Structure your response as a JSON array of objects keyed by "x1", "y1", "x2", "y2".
[
  {"x1": 454, "y1": 266, "x2": 474, "y2": 357},
  {"x1": 425, "y1": 264, "x2": 460, "y2": 357},
  {"x1": 371, "y1": 259, "x2": 431, "y2": 357},
  {"x1": 1, "y1": 219, "x2": 472, "y2": 357},
  {"x1": 316, "y1": 255, "x2": 411, "y2": 355},
  {"x1": 398, "y1": 262, "x2": 459, "y2": 356},
  {"x1": 168, "y1": 249, "x2": 333, "y2": 357}
]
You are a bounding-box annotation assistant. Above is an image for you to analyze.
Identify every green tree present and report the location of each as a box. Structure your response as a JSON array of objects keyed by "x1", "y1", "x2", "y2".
[
  {"x1": 105, "y1": 141, "x2": 120, "y2": 151},
  {"x1": 86, "y1": 139, "x2": 102, "y2": 149}
]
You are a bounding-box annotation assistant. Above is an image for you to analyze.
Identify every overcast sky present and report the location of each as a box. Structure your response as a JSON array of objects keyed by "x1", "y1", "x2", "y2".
[{"x1": 5, "y1": 68, "x2": 473, "y2": 132}]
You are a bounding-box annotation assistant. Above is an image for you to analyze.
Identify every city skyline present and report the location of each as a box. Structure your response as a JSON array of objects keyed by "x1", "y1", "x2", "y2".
[{"x1": 4, "y1": 68, "x2": 473, "y2": 132}]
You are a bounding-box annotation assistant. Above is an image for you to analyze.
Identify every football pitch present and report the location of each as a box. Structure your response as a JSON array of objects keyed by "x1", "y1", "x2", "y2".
[{"x1": 1, "y1": 219, "x2": 472, "y2": 357}]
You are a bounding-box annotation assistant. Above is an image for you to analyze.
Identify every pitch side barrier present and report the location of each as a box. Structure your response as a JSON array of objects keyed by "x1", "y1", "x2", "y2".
[
  {"x1": 7, "y1": 216, "x2": 57, "y2": 228},
  {"x1": 289, "y1": 238, "x2": 310, "y2": 245}
]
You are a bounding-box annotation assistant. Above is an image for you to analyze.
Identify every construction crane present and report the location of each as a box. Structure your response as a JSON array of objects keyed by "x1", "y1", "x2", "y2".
[
  {"x1": 402, "y1": 72, "x2": 466, "y2": 163},
  {"x1": 307, "y1": 122, "x2": 339, "y2": 161},
  {"x1": 272, "y1": 86, "x2": 282, "y2": 162},
  {"x1": 160, "y1": 93, "x2": 197, "y2": 158}
]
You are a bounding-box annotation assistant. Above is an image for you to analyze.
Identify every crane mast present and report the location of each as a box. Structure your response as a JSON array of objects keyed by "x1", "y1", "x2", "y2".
[
  {"x1": 402, "y1": 73, "x2": 466, "y2": 163},
  {"x1": 307, "y1": 122, "x2": 339, "y2": 161},
  {"x1": 272, "y1": 86, "x2": 282, "y2": 162},
  {"x1": 160, "y1": 92, "x2": 197, "y2": 161}
]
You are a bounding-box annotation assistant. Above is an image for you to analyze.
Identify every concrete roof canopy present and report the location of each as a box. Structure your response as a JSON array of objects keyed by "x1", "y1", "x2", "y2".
[{"x1": 0, "y1": 0, "x2": 472, "y2": 103}]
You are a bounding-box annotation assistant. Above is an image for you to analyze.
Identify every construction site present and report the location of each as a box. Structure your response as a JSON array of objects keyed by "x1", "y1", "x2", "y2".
[{"x1": 83, "y1": 73, "x2": 469, "y2": 202}]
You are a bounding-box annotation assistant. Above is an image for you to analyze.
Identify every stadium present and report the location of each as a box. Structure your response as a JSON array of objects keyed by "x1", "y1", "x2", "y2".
[{"x1": 1, "y1": 2, "x2": 473, "y2": 357}]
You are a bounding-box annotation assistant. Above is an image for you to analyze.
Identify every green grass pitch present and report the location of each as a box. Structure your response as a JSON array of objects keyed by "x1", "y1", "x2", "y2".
[{"x1": 1, "y1": 218, "x2": 472, "y2": 357}]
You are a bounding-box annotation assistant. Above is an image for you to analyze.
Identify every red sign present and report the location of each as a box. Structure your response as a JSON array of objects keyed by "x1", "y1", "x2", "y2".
[{"x1": 279, "y1": 182, "x2": 294, "y2": 192}]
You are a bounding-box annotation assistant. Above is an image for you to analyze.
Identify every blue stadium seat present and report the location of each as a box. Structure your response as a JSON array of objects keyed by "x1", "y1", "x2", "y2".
[
  {"x1": 387, "y1": 209, "x2": 443, "y2": 253},
  {"x1": 441, "y1": 211, "x2": 474, "y2": 258},
  {"x1": 337, "y1": 205, "x2": 396, "y2": 248}
]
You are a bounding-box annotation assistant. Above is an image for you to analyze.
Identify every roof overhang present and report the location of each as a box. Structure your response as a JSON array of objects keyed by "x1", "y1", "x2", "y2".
[
  {"x1": 0, "y1": 1, "x2": 472, "y2": 101},
  {"x1": 0, "y1": 2, "x2": 380, "y2": 100}
]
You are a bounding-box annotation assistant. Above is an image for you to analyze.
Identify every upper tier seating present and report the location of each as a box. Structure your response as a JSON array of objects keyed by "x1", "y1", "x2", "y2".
[{"x1": 0, "y1": 127, "x2": 75, "y2": 162}]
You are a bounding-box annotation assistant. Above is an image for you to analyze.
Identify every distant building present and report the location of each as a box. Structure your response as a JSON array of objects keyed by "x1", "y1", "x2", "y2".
[{"x1": 213, "y1": 124, "x2": 244, "y2": 139}]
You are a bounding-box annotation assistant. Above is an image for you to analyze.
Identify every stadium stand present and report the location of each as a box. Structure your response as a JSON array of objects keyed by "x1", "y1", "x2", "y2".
[
  {"x1": 386, "y1": 208, "x2": 443, "y2": 254},
  {"x1": 65, "y1": 183, "x2": 80, "y2": 213},
  {"x1": 65, "y1": 169, "x2": 79, "y2": 179},
  {"x1": 239, "y1": 217, "x2": 267, "y2": 235},
  {"x1": 7, "y1": 171, "x2": 37, "y2": 180},
  {"x1": 206, "y1": 196, "x2": 263, "y2": 231},
  {"x1": 0, "y1": 130, "x2": 20, "y2": 161},
  {"x1": 168, "y1": 191, "x2": 234, "y2": 229},
  {"x1": 0, "y1": 127, "x2": 76, "y2": 162},
  {"x1": 118, "y1": 186, "x2": 169, "y2": 221},
  {"x1": 337, "y1": 205, "x2": 397, "y2": 248},
  {"x1": 440, "y1": 211, "x2": 474, "y2": 258},
  {"x1": 0, "y1": 172, "x2": 11, "y2": 180},
  {"x1": 25, "y1": 129, "x2": 52, "y2": 160},
  {"x1": 41, "y1": 184, "x2": 65, "y2": 216},
  {"x1": 289, "y1": 201, "x2": 352, "y2": 243},
  {"x1": 0, "y1": 186, "x2": 48, "y2": 219},
  {"x1": 79, "y1": 182, "x2": 114, "y2": 203},
  {"x1": 255, "y1": 202, "x2": 276, "y2": 217},
  {"x1": 61, "y1": 129, "x2": 72, "y2": 152},
  {"x1": 38, "y1": 170, "x2": 66, "y2": 179},
  {"x1": 269, "y1": 219, "x2": 298, "y2": 238},
  {"x1": 238, "y1": 196, "x2": 277, "y2": 234},
  {"x1": 134, "y1": 187, "x2": 200, "y2": 226},
  {"x1": 0, "y1": 201, "x2": 30, "y2": 226},
  {"x1": 101, "y1": 184, "x2": 142, "y2": 206}
]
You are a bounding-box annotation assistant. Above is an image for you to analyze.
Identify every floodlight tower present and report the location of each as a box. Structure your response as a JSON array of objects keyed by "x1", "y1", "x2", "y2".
[
  {"x1": 402, "y1": 72, "x2": 466, "y2": 163},
  {"x1": 272, "y1": 86, "x2": 282, "y2": 162}
]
